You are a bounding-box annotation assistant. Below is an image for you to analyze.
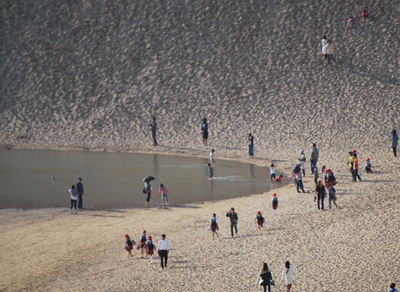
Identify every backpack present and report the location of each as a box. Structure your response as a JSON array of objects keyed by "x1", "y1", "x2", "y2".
[
  {"x1": 147, "y1": 241, "x2": 154, "y2": 250},
  {"x1": 141, "y1": 235, "x2": 147, "y2": 242},
  {"x1": 257, "y1": 214, "x2": 264, "y2": 223},
  {"x1": 211, "y1": 218, "x2": 217, "y2": 226}
]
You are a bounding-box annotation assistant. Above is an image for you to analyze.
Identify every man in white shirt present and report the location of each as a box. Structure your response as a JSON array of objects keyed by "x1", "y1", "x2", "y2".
[{"x1": 157, "y1": 234, "x2": 171, "y2": 269}]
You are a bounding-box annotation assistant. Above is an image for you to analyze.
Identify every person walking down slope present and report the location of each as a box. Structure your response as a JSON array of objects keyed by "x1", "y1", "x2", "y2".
[
  {"x1": 260, "y1": 262, "x2": 274, "y2": 292},
  {"x1": 248, "y1": 133, "x2": 255, "y2": 158},
  {"x1": 226, "y1": 207, "x2": 238, "y2": 237},
  {"x1": 281, "y1": 261, "x2": 295, "y2": 292},
  {"x1": 201, "y1": 118, "x2": 209, "y2": 145},
  {"x1": 391, "y1": 130, "x2": 398, "y2": 157},
  {"x1": 326, "y1": 40, "x2": 336, "y2": 65}
]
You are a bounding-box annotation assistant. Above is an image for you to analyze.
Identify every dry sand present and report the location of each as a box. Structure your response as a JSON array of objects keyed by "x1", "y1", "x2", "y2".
[{"x1": 1, "y1": 0, "x2": 400, "y2": 291}]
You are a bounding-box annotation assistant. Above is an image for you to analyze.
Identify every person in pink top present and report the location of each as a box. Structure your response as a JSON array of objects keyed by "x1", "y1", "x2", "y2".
[{"x1": 158, "y1": 183, "x2": 170, "y2": 207}]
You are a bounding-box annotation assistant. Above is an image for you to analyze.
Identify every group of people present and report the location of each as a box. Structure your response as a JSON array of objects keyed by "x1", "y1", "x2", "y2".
[
  {"x1": 68, "y1": 178, "x2": 84, "y2": 214},
  {"x1": 347, "y1": 5, "x2": 370, "y2": 28},
  {"x1": 124, "y1": 231, "x2": 171, "y2": 269},
  {"x1": 259, "y1": 260, "x2": 295, "y2": 292}
]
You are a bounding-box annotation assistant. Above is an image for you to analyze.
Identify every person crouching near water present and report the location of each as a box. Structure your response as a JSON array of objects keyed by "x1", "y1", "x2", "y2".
[
  {"x1": 124, "y1": 234, "x2": 135, "y2": 258},
  {"x1": 255, "y1": 210, "x2": 265, "y2": 230},
  {"x1": 210, "y1": 213, "x2": 219, "y2": 239}
]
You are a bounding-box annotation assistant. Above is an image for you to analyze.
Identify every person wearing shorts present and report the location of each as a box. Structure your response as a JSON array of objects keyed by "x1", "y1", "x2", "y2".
[{"x1": 158, "y1": 183, "x2": 169, "y2": 207}]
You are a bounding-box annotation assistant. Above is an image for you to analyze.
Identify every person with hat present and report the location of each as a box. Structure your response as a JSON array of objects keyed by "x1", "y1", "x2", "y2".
[
  {"x1": 226, "y1": 207, "x2": 239, "y2": 237},
  {"x1": 209, "y1": 213, "x2": 219, "y2": 239},
  {"x1": 352, "y1": 153, "x2": 362, "y2": 182},
  {"x1": 138, "y1": 230, "x2": 148, "y2": 257},
  {"x1": 364, "y1": 158, "x2": 373, "y2": 173},
  {"x1": 255, "y1": 210, "x2": 265, "y2": 230},
  {"x1": 75, "y1": 178, "x2": 84, "y2": 210},
  {"x1": 146, "y1": 235, "x2": 156, "y2": 264},
  {"x1": 157, "y1": 234, "x2": 171, "y2": 269},
  {"x1": 124, "y1": 234, "x2": 135, "y2": 258},
  {"x1": 272, "y1": 193, "x2": 279, "y2": 216}
]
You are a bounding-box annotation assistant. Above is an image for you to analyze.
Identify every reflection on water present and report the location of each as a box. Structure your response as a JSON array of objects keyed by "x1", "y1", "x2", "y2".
[{"x1": 0, "y1": 149, "x2": 277, "y2": 209}]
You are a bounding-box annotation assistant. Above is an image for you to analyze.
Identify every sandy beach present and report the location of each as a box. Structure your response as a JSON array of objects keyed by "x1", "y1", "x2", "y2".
[{"x1": 1, "y1": 0, "x2": 400, "y2": 291}]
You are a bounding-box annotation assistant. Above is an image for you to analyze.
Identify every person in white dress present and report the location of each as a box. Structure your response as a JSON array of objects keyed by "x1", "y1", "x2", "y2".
[
  {"x1": 321, "y1": 35, "x2": 327, "y2": 59},
  {"x1": 281, "y1": 260, "x2": 295, "y2": 292}
]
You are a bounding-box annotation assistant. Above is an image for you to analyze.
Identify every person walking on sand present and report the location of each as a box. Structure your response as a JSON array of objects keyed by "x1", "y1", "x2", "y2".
[
  {"x1": 391, "y1": 130, "x2": 398, "y2": 157},
  {"x1": 76, "y1": 178, "x2": 84, "y2": 210},
  {"x1": 272, "y1": 193, "x2": 278, "y2": 215},
  {"x1": 299, "y1": 150, "x2": 306, "y2": 176},
  {"x1": 315, "y1": 180, "x2": 325, "y2": 210},
  {"x1": 124, "y1": 234, "x2": 135, "y2": 258},
  {"x1": 260, "y1": 262, "x2": 274, "y2": 292},
  {"x1": 328, "y1": 185, "x2": 338, "y2": 209},
  {"x1": 310, "y1": 143, "x2": 319, "y2": 175},
  {"x1": 138, "y1": 230, "x2": 148, "y2": 257},
  {"x1": 158, "y1": 183, "x2": 169, "y2": 207},
  {"x1": 281, "y1": 261, "x2": 295, "y2": 292},
  {"x1": 210, "y1": 213, "x2": 219, "y2": 239},
  {"x1": 321, "y1": 35, "x2": 327, "y2": 59},
  {"x1": 68, "y1": 185, "x2": 78, "y2": 214},
  {"x1": 313, "y1": 165, "x2": 319, "y2": 186},
  {"x1": 157, "y1": 234, "x2": 170, "y2": 269},
  {"x1": 207, "y1": 163, "x2": 214, "y2": 179},
  {"x1": 226, "y1": 207, "x2": 238, "y2": 237},
  {"x1": 255, "y1": 211, "x2": 265, "y2": 230},
  {"x1": 150, "y1": 117, "x2": 157, "y2": 146},
  {"x1": 201, "y1": 118, "x2": 209, "y2": 145},
  {"x1": 248, "y1": 133, "x2": 254, "y2": 158},
  {"x1": 389, "y1": 283, "x2": 399, "y2": 292},
  {"x1": 295, "y1": 166, "x2": 306, "y2": 193},
  {"x1": 352, "y1": 153, "x2": 362, "y2": 182},
  {"x1": 326, "y1": 40, "x2": 336, "y2": 65},
  {"x1": 210, "y1": 149, "x2": 215, "y2": 164},
  {"x1": 146, "y1": 235, "x2": 156, "y2": 264},
  {"x1": 270, "y1": 163, "x2": 276, "y2": 181}
]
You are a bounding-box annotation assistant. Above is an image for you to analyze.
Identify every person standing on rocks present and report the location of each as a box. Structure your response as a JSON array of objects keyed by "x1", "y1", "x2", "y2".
[
  {"x1": 226, "y1": 207, "x2": 238, "y2": 237},
  {"x1": 248, "y1": 133, "x2": 254, "y2": 158},
  {"x1": 76, "y1": 178, "x2": 84, "y2": 210},
  {"x1": 321, "y1": 35, "x2": 327, "y2": 59},
  {"x1": 391, "y1": 130, "x2": 398, "y2": 157},
  {"x1": 326, "y1": 40, "x2": 336, "y2": 65},
  {"x1": 150, "y1": 117, "x2": 157, "y2": 146},
  {"x1": 310, "y1": 143, "x2": 319, "y2": 175},
  {"x1": 201, "y1": 118, "x2": 209, "y2": 145}
]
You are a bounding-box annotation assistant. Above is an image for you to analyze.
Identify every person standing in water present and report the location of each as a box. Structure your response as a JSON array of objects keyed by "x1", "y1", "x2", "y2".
[
  {"x1": 158, "y1": 183, "x2": 170, "y2": 207},
  {"x1": 201, "y1": 118, "x2": 209, "y2": 145},
  {"x1": 208, "y1": 163, "x2": 214, "y2": 179}
]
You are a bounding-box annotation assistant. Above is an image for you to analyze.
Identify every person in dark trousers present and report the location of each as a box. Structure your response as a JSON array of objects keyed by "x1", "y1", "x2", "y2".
[
  {"x1": 389, "y1": 282, "x2": 399, "y2": 292},
  {"x1": 352, "y1": 153, "x2": 362, "y2": 182},
  {"x1": 391, "y1": 130, "x2": 398, "y2": 157},
  {"x1": 226, "y1": 207, "x2": 238, "y2": 237},
  {"x1": 157, "y1": 234, "x2": 170, "y2": 269},
  {"x1": 259, "y1": 262, "x2": 274, "y2": 292},
  {"x1": 315, "y1": 180, "x2": 325, "y2": 210},
  {"x1": 310, "y1": 143, "x2": 319, "y2": 175},
  {"x1": 201, "y1": 118, "x2": 208, "y2": 145},
  {"x1": 248, "y1": 133, "x2": 254, "y2": 158},
  {"x1": 150, "y1": 117, "x2": 157, "y2": 146},
  {"x1": 76, "y1": 178, "x2": 84, "y2": 209}
]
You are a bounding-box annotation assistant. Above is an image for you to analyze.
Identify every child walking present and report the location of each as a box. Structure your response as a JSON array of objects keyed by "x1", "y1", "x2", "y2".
[
  {"x1": 124, "y1": 234, "x2": 135, "y2": 258},
  {"x1": 272, "y1": 193, "x2": 278, "y2": 216},
  {"x1": 138, "y1": 230, "x2": 148, "y2": 257},
  {"x1": 209, "y1": 213, "x2": 219, "y2": 239},
  {"x1": 158, "y1": 183, "x2": 170, "y2": 207},
  {"x1": 146, "y1": 235, "x2": 156, "y2": 264},
  {"x1": 208, "y1": 163, "x2": 214, "y2": 179},
  {"x1": 69, "y1": 185, "x2": 78, "y2": 214},
  {"x1": 255, "y1": 210, "x2": 265, "y2": 230}
]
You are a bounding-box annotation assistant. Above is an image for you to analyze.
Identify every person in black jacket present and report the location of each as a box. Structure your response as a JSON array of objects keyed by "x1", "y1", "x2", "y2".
[
  {"x1": 226, "y1": 207, "x2": 238, "y2": 237},
  {"x1": 76, "y1": 178, "x2": 84, "y2": 209},
  {"x1": 260, "y1": 262, "x2": 273, "y2": 292},
  {"x1": 315, "y1": 180, "x2": 326, "y2": 210}
]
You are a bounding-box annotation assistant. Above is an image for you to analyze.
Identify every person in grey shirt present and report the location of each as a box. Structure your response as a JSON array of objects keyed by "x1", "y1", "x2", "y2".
[
  {"x1": 76, "y1": 178, "x2": 84, "y2": 209},
  {"x1": 391, "y1": 130, "x2": 398, "y2": 157},
  {"x1": 310, "y1": 143, "x2": 319, "y2": 175}
]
